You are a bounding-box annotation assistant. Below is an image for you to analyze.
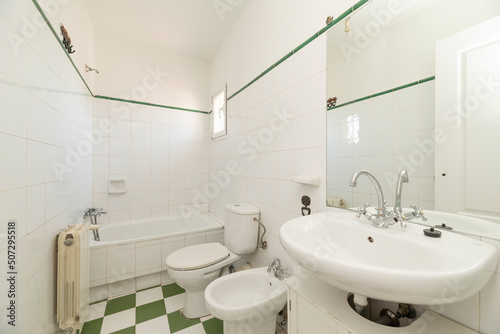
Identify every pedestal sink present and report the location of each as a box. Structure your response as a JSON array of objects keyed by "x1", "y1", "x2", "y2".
[{"x1": 280, "y1": 210, "x2": 498, "y2": 305}]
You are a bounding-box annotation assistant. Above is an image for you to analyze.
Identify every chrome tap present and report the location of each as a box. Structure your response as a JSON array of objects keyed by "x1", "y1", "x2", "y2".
[
  {"x1": 406, "y1": 204, "x2": 427, "y2": 222},
  {"x1": 394, "y1": 170, "x2": 409, "y2": 215},
  {"x1": 267, "y1": 257, "x2": 289, "y2": 280},
  {"x1": 391, "y1": 170, "x2": 410, "y2": 227},
  {"x1": 267, "y1": 257, "x2": 281, "y2": 274},
  {"x1": 350, "y1": 170, "x2": 387, "y2": 218},
  {"x1": 350, "y1": 170, "x2": 408, "y2": 228},
  {"x1": 84, "y1": 208, "x2": 107, "y2": 241}
]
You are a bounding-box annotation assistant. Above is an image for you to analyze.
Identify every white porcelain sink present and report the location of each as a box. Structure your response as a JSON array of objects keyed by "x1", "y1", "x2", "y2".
[{"x1": 280, "y1": 210, "x2": 498, "y2": 305}]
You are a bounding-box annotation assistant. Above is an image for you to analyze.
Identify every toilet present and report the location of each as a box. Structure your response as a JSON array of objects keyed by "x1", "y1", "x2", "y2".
[{"x1": 165, "y1": 203, "x2": 260, "y2": 318}]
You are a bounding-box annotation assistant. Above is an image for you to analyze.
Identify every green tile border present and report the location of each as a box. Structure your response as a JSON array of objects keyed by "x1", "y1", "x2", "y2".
[
  {"x1": 93, "y1": 95, "x2": 210, "y2": 114},
  {"x1": 136, "y1": 284, "x2": 162, "y2": 293},
  {"x1": 32, "y1": 0, "x2": 93, "y2": 96},
  {"x1": 89, "y1": 298, "x2": 107, "y2": 306},
  {"x1": 31, "y1": 0, "x2": 210, "y2": 115},
  {"x1": 327, "y1": 76, "x2": 435, "y2": 110},
  {"x1": 32, "y1": 0, "x2": 371, "y2": 114},
  {"x1": 227, "y1": 0, "x2": 371, "y2": 102}
]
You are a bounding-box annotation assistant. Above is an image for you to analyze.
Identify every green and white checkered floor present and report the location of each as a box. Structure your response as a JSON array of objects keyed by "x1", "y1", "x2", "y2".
[{"x1": 81, "y1": 283, "x2": 223, "y2": 334}]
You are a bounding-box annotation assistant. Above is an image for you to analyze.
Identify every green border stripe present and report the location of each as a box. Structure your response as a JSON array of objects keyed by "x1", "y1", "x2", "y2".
[
  {"x1": 327, "y1": 76, "x2": 435, "y2": 110},
  {"x1": 227, "y1": 0, "x2": 370, "y2": 101},
  {"x1": 32, "y1": 0, "x2": 93, "y2": 96},
  {"x1": 94, "y1": 95, "x2": 209, "y2": 114},
  {"x1": 32, "y1": 0, "x2": 210, "y2": 115}
]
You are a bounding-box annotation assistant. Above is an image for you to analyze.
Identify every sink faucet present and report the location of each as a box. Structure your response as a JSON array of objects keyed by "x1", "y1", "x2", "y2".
[
  {"x1": 84, "y1": 208, "x2": 107, "y2": 241},
  {"x1": 394, "y1": 170, "x2": 409, "y2": 215},
  {"x1": 267, "y1": 257, "x2": 288, "y2": 280},
  {"x1": 349, "y1": 170, "x2": 387, "y2": 218},
  {"x1": 350, "y1": 170, "x2": 407, "y2": 228}
]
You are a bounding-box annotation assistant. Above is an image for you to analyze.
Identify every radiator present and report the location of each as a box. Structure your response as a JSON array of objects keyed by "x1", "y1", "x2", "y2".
[{"x1": 57, "y1": 223, "x2": 90, "y2": 333}]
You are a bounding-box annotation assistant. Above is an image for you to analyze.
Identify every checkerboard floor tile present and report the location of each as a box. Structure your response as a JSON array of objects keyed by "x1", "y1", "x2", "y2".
[
  {"x1": 82, "y1": 282, "x2": 285, "y2": 334},
  {"x1": 82, "y1": 283, "x2": 223, "y2": 334}
]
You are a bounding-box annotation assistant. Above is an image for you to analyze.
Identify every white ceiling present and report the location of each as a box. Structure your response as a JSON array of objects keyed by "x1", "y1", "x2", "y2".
[{"x1": 83, "y1": 0, "x2": 251, "y2": 61}]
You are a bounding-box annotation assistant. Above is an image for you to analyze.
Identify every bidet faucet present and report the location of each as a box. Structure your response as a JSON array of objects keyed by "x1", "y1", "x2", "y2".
[
  {"x1": 267, "y1": 257, "x2": 281, "y2": 273},
  {"x1": 267, "y1": 257, "x2": 289, "y2": 280}
]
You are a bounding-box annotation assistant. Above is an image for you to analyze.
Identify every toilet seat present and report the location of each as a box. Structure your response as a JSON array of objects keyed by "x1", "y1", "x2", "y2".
[{"x1": 166, "y1": 242, "x2": 230, "y2": 271}]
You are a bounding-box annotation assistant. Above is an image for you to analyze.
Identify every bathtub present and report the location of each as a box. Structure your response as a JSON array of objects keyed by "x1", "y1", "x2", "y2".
[
  {"x1": 89, "y1": 213, "x2": 224, "y2": 295},
  {"x1": 90, "y1": 213, "x2": 223, "y2": 248}
]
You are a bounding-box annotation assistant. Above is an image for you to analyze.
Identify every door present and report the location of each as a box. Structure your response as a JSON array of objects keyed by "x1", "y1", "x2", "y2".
[{"x1": 435, "y1": 15, "x2": 500, "y2": 223}]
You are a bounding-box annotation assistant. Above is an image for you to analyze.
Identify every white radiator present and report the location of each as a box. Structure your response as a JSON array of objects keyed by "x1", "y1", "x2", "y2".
[{"x1": 57, "y1": 223, "x2": 90, "y2": 333}]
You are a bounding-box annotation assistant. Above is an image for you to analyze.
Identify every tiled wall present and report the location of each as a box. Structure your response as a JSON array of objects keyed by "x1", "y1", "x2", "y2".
[
  {"x1": 209, "y1": 31, "x2": 500, "y2": 333},
  {"x1": 91, "y1": 98, "x2": 210, "y2": 223},
  {"x1": 0, "y1": 1, "x2": 93, "y2": 333},
  {"x1": 209, "y1": 35, "x2": 328, "y2": 272},
  {"x1": 327, "y1": 81, "x2": 436, "y2": 211}
]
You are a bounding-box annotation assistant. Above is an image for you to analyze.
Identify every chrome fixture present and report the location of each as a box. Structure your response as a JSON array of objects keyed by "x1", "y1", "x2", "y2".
[
  {"x1": 85, "y1": 64, "x2": 99, "y2": 74},
  {"x1": 345, "y1": 16, "x2": 352, "y2": 38},
  {"x1": 254, "y1": 217, "x2": 268, "y2": 249},
  {"x1": 394, "y1": 170, "x2": 409, "y2": 215},
  {"x1": 83, "y1": 208, "x2": 107, "y2": 241},
  {"x1": 349, "y1": 170, "x2": 387, "y2": 217},
  {"x1": 349, "y1": 170, "x2": 407, "y2": 228},
  {"x1": 267, "y1": 257, "x2": 289, "y2": 280},
  {"x1": 407, "y1": 204, "x2": 428, "y2": 222}
]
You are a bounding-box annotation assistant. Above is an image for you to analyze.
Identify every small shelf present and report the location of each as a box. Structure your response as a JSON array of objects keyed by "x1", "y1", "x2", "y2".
[{"x1": 290, "y1": 176, "x2": 320, "y2": 187}]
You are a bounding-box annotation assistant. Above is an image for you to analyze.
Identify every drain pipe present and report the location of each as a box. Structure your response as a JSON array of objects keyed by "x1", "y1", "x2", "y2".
[
  {"x1": 353, "y1": 294, "x2": 368, "y2": 317},
  {"x1": 374, "y1": 309, "x2": 400, "y2": 327}
]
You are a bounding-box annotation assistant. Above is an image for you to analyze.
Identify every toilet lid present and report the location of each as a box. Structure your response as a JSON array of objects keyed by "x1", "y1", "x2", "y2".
[{"x1": 166, "y1": 243, "x2": 230, "y2": 271}]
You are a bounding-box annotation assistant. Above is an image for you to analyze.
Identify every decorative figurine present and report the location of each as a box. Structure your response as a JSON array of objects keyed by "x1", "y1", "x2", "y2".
[
  {"x1": 327, "y1": 97, "x2": 337, "y2": 108},
  {"x1": 60, "y1": 24, "x2": 75, "y2": 54}
]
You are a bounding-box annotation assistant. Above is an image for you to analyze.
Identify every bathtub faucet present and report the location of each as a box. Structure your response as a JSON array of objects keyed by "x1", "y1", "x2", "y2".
[{"x1": 83, "y1": 208, "x2": 107, "y2": 241}]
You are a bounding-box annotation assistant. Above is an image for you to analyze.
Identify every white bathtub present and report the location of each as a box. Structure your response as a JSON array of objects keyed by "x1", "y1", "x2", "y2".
[
  {"x1": 89, "y1": 213, "x2": 224, "y2": 293},
  {"x1": 90, "y1": 213, "x2": 223, "y2": 248}
]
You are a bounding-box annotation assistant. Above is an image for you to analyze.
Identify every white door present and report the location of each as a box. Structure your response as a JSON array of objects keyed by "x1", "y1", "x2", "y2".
[{"x1": 435, "y1": 15, "x2": 500, "y2": 223}]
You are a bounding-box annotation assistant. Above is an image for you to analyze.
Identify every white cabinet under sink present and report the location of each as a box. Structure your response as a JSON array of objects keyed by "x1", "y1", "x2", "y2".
[
  {"x1": 288, "y1": 289, "x2": 350, "y2": 334},
  {"x1": 285, "y1": 273, "x2": 478, "y2": 334}
]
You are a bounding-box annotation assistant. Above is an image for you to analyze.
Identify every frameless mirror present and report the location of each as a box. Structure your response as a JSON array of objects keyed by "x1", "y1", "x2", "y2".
[{"x1": 326, "y1": 0, "x2": 500, "y2": 239}]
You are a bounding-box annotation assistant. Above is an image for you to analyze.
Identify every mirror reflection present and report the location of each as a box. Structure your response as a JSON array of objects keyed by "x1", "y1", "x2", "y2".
[{"x1": 326, "y1": 0, "x2": 500, "y2": 238}]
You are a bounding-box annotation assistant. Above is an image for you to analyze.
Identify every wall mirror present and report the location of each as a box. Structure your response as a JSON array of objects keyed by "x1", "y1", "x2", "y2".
[{"x1": 326, "y1": 0, "x2": 500, "y2": 239}]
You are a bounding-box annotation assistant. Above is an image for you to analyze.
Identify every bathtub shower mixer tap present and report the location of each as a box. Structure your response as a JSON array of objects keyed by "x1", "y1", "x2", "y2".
[{"x1": 83, "y1": 208, "x2": 107, "y2": 241}]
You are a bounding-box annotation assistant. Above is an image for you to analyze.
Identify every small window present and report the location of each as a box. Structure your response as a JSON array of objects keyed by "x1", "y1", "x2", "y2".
[{"x1": 212, "y1": 85, "x2": 227, "y2": 139}]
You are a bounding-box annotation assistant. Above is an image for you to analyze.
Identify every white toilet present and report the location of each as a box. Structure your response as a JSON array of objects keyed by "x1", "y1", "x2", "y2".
[{"x1": 165, "y1": 203, "x2": 260, "y2": 318}]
